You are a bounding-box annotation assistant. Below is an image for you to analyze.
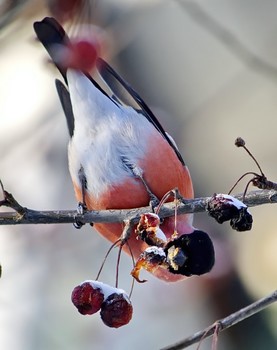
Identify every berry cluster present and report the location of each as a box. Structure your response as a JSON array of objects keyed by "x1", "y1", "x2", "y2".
[
  {"x1": 207, "y1": 193, "x2": 253, "y2": 231},
  {"x1": 131, "y1": 213, "x2": 215, "y2": 282},
  {"x1": 71, "y1": 280, "x2": 133, "y2": 328}
]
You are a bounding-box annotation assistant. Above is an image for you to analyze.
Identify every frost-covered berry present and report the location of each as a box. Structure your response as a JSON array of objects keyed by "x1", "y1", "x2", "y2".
[
  {"x1": 100, "y1": 292, "x2": 133, "y2": 328},
  {"x1": 131, "y1": 246, "x2": 167, "y2": 282},
  {"x1": 207, "y1": 193, "x2": 252, "y2": 231},
  {"x1": 136, "y1": 213, "x2": 166, "y2": 247},
  {"x1": 71, "y1": 281, "x2": 133, "y2": 327},
  {"x1": 71, "y1": 281, "x2": 104, "y2": 315}
]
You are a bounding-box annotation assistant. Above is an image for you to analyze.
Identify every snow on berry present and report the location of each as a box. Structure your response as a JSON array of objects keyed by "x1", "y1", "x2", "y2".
[
  {"x1": 71, "y1": 280, "x2": 133, "y2": 327},
  {"x1": 207, "y1": 193, "x2": 252, "y2": 231},
  {"x1": 71, "y1": 281, "x2": 104, "y2": 315},
  {"x1": 136, "y1": 213, "x2": 167, "y2": 247}
]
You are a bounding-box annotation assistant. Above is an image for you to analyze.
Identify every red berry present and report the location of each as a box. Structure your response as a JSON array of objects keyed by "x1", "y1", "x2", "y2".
[
  {"x1": 143, "y1": 213, "x2": 160, "y2": 228},
  {"x1": 100, "y1": 293, "x2": 133, "y2": 328},
  {"x1": 69, "y1": 39, "x2": 99, "y2": 71},
  {"x1": 71, "y1": 281, "x2": 104, "y2": 315},
  {"x1": 53, "y1": 37, "x2": 100, "y2": 72}
]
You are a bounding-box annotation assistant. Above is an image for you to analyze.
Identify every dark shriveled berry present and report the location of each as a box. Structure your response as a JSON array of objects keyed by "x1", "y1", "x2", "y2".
[
  {"x1": 164, "y1": 230, "x2": 215, "y2": 276},
  {"x1": 207, "y1": 194, "x2": 253, "y2": 231},
  {"x1": 235, "y1": 137, "x2": 245, "y2": 147},
  {"x1": 71, "y1": 282, "x2": 104, "y2": 315},
  {"x1": 230, "y1": 207, "x2": 253, "y2": 231},
  {"x1": 100, "y1": 293, "x2": 133, "y2": 328},
  {"x1": 207, "y1": 194, "x2": 240, "y2": 223}
]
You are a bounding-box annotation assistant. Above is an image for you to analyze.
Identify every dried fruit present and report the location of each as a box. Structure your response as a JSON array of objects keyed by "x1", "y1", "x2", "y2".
[
  {"x1": 71, "y1": 281, "x2": 133, "y2": 328},
  {"x1": 230, "y1": 207, "x2": 253, "y2": 231},
  {"x1": 71, "y1": 281, "x2": 104, "y2": 315},
  {"x1": 207, "y1": 193, "x2": 252, "y2": 231},
  {"x1": 131, "y1": 246, "x2": 167, "y2": 282},
  {"x1": 136, "y1": 213, "x2": 166, "y2": 247},
  {"x1": 100, "y1": 293, "x2": 133, "y2": 328},
  {"x1": 164, "y1": 231, "x2": 215, "y2": 276}
]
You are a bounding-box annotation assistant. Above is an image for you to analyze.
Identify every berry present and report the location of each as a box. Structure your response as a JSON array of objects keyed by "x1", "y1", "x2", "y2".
[
  {"x1": 230, "y1": 207, "x2": 253, "y2": 231},
  {"x1": 71, "y1": 281, "x2": 104, "y2": 315},
  {"x1": 235, "y1": 137, "x2": 246, "y2": 147},
  {"x1": 164, "y1": 231, "x2": 215, "y2": 276},
  {"x1": 53, "y1": 36, "x2": 100, "y2": 72},
  {"x1": 100, "y1": 293, "x2": 133, "y2": 328},
  {"x1": 207, "y1": 193, "x2": 252, "y2": 231},
  {"x1": 131, "y1": 247, "x2": 166, "y2": 283},
  {"x1": 136, "y1": 213, "x2": 166, "y2": 246},
  {"x1": 68, "y1": 39, "x2": 99, "y2": 71}
]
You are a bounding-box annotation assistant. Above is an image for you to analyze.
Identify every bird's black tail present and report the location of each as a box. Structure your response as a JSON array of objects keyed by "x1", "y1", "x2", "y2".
[{"x1": 34, "y1": 17, "x2": 69, "y2": 82}]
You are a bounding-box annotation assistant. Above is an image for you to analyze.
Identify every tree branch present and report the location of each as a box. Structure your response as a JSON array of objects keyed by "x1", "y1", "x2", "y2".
[
  {"x1": 0, "y1": 189, "x2": 276, "y2": 226},
  {"x1": 160, "y1": 289, "x2": 277, "y2": 350}
]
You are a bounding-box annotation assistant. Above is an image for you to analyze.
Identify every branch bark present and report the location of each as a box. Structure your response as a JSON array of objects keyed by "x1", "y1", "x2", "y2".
[
  {"x1": 160, "y1": 289, "x2": 277, "y2": 350},
  {"x1": 0, "y1": 189, "x2": 276, "y2": 226}
]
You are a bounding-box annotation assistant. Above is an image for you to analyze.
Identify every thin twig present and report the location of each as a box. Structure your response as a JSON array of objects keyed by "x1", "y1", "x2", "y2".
[
  {"x1": 161, "y1": 289, "x2": 277, "y2": 350},
  {"x1": 0, "y1": 180, "x2": 27, "y2": 216}
]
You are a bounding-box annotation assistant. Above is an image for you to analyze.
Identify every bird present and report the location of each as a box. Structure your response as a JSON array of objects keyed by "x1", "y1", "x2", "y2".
[{"x1": 34, "y1": 17, "x2": 214, "y2": 282}]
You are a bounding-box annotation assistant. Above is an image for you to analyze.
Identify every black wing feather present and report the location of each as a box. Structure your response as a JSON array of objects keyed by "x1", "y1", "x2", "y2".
[
  {"x1": 96, "y1": 58, "x2": 185, "y2": 165},
  {"x1": 55, "y1": 79, "x2": 74, "y2": 137},
  {"x1": 34, "y1": 17, "x2": 185, "y2": 165}
]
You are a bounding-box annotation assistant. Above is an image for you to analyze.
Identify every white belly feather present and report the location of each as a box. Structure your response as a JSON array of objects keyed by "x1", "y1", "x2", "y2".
[{"x1": 67, "y1": 70, "x2": 154, "y2": 197}]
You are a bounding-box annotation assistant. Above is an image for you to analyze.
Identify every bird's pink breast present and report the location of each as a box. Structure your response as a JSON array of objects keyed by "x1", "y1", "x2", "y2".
[{"x1": 73, "y1": 130, "x2": 194, "y2": 281}]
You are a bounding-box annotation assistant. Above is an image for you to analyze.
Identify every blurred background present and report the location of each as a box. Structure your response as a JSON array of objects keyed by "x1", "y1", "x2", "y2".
[{"x1": 0, "y1": 0, "x2": 277, "y2": 349}]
